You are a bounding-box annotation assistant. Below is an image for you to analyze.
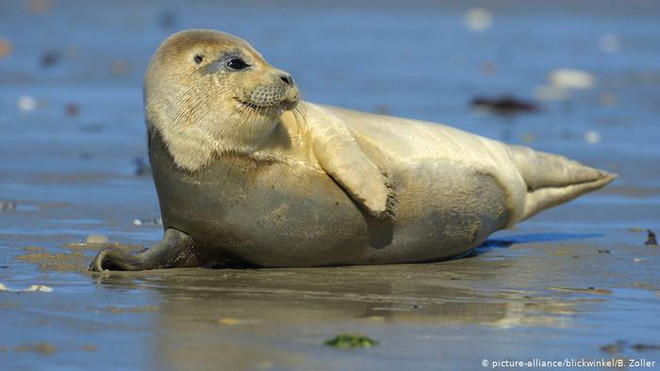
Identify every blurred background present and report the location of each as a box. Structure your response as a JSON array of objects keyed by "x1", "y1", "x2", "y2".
[
  {"x1": 2, "y1": 0, "x2": 660, "y2": 180},
  {"x1": 1, "y1": 0, "x2": 659, "y2": 369}
]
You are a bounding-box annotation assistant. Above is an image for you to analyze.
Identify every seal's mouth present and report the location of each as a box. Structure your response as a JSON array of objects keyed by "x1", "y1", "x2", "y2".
[
  {"x1": 234, "y1": 97, "x2": 297, "y2": 115},
  {"x1": 234, "y1": 98, "x2": 263, "y2": 110},
  {"x1": 233, "y1": 98, "x2": 285, "y2": 117}
]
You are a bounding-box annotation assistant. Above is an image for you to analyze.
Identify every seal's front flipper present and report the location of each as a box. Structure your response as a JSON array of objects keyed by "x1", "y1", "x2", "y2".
[
  {"x1": 312, "y1": 120, "x2": 396, "y2": 220},
  {"x1": 88, "y1": 228, "x2": 196, "y2": 272}
]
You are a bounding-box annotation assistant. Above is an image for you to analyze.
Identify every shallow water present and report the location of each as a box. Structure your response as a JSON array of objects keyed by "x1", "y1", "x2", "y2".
[{"x1": 1, "y1": 0, "x2": 659, "y2": 369}]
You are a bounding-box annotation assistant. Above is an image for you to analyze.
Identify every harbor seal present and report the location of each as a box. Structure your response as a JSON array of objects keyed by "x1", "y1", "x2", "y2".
[{"x1": 89, "y1": 29, "x2": 616, "y2": 271}]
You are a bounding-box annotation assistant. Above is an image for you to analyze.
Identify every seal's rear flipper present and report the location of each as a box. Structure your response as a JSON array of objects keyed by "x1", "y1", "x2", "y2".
[
  {"x1": 88, "y1": 228, "x2": 196, "y2": 271},
  {"x1": 521, "y1": 174, "x2": 616, "y2": 221},
  {"x1": 508, "y1": 145, "x2": 617, "y2": 222}
]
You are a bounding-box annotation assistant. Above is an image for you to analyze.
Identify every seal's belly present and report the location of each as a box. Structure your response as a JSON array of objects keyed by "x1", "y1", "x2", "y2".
[{"x1": 152, "y1": 144, "x2": 510, "y2": 267}]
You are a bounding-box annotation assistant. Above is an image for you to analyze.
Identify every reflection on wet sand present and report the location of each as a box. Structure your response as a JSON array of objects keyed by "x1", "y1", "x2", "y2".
[{"x1": 87, "y1": 255, "x2": 605, "y2": 369}]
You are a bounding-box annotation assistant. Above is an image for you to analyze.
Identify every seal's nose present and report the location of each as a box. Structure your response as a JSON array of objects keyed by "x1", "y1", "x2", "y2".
[{"x1": 279, "y1": 73, "x2": 294, "y2": 86}]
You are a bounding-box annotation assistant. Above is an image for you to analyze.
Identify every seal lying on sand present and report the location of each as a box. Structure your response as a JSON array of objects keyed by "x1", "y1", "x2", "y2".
[{"x1": 89, "y1": 30, "x2": 616, "y2": 271}]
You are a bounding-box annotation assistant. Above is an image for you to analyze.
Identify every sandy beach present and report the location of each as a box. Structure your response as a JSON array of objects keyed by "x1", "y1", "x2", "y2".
[{"x1": 1, "y1": 0, "x2": 659, "y2": 369}]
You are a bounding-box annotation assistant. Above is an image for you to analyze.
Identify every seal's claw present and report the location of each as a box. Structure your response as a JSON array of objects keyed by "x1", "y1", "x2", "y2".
[
  {"x1": 88, "y1": 251, "x2": 105, "y2": 272},
  {"x1": 381, "y1": 178, "x2": 398, "y2": 221},
  {"x1": 88, "y1": 229, "x2": 195, "y2": 272},
  {"x1": 89, "y1": 248, "x2": 144, "y2": 272}
]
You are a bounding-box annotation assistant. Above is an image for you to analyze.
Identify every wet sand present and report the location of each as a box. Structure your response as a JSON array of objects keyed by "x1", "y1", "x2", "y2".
[{"x1": 1, "y1": 0, "x2": 659, "y2": 369}]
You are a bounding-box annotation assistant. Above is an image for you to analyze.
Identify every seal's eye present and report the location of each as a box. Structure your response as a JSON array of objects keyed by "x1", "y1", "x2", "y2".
[
  {"x1": 194, "y1": 55, "x2": 204, "y2": 64},
  {"x1": 226, "y1": 58, "x2": 249, "y2": 71}
]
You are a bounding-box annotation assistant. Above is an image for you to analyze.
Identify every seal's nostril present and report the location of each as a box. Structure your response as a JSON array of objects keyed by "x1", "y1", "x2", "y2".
[{"x1": 280, "y1": 74, "x2": 293, "y2": 85}]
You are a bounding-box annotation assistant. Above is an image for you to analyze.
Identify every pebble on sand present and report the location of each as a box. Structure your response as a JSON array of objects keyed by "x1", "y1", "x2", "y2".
[
  {"x1": 0, "y1": 201, "x2": 16, "y2": 211},
  {"x1": 132, "y1": 217, "x2": 162, "y2": 226},
  {"x1": 464, "y1": 8, "x2": 492, "y2": 32},
  {"x1": 0, "y1": 283, "x2": 53, "y2": 293},
  {"x1": 583, "y1": 130, "x2": 601, "y2": 145},
  {"x1": 600, "y1": 341, "x2": 625, "y2": 354},
  {"x1": 550, "y1": 69, "x2": 595, "y2": 90},
  {"x1": 40, "y1": 50, "x2": 60, "y2": 68},
  {"x1": 218, "y1": 317, "x2": 262, "y2": 325},
  {"x1": 65, "y1": 103, "x2": 79, "y2": 117},
  {"x1": 85, "y1": 235, "x2": 109, "y2": 244},
  {"x1": 14, "y1": 342, "x2": 56, "y2": 355},
  {"x1": 0, "y1": 38, "x2": 12, "y2": 58},
  {"x1": 17, "y1": 95, "x2": 38, "y2": 112}
]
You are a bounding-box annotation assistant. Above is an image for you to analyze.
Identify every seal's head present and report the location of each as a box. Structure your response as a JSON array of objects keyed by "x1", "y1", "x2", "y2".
[{"x1": 145, "y1": 29, "x2": 300, "y2": 170}]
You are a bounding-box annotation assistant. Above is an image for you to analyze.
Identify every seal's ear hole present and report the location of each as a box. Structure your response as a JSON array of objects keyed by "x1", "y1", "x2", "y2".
[{"x1": 194, "y1": 55, "x2": 204, "y2": 64}]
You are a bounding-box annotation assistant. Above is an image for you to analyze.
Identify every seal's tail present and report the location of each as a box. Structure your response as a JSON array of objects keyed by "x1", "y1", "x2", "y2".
[{"x1": 508, "y1": 145, "x2": 617, "y2": 222}]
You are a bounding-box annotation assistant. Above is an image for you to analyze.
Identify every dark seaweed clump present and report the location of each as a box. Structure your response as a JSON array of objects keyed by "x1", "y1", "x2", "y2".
[
  {"x1": 324, "y1": 333, "x2": 380, "y2": 348},
  {"x1": 471, "y1": 95, "x2": 540, "y2": 115}
]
